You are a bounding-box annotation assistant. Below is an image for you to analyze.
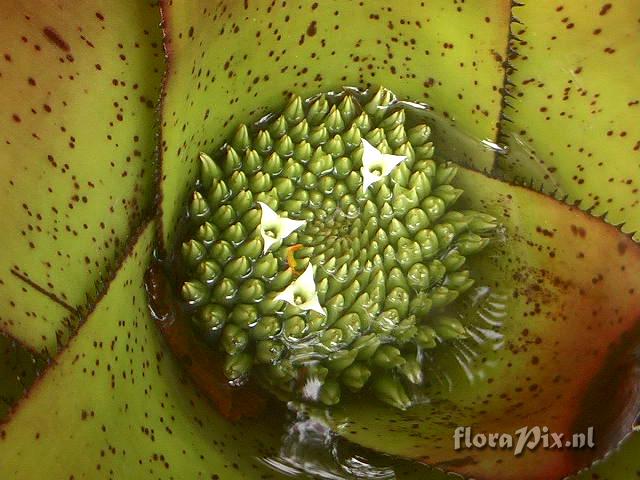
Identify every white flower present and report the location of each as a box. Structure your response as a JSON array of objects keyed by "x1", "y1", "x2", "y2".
[
  {"x1": 258, "y1": 201, "x2": 306, "y2": 254},
  {"x1": 360, "y1": 138, "x2": 407, "y2": 191},
  {"x1": 274, "y1": 264, "x2": 325, "y2": 316}
]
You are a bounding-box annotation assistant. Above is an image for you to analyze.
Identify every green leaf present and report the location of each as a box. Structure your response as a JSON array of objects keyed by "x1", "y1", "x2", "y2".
[
  {"x1": 496, "y1": 0, "x2": 640, "y2": 239},
  {"x1": 310, "y1": 167, "x2": 640, "y2": 479},
  {"x1": 0, "y1": 222, "x2": 288, "y2": 479},
  {"x1": 159, "y1": 0, "x2": 512, "y2": 251},
  {"x1": 0, "y1": 0, "x2": 163, "y2": 353}
]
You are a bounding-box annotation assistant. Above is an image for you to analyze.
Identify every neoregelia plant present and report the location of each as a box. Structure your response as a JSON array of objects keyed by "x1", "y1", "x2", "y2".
[{"x1": 0, "y1": 1, "x2": 638, "y2": 480}]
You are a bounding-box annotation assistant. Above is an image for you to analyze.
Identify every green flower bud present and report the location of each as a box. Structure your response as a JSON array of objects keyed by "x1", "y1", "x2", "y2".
[
  {"x1": 440, "y1": 211, "x2": 470, "y2": 234},
  {"x1": 284, "y1": 94, "x2": 305, "y2": 124},
  {"x1": 399, "y1": 356, "x2": 423, "y2": 385},
  {"x1": 241, "y1": 207, "x2": 262, "y2": 231},
  {"x1": 293, "y1": 140, "x2": 312, "y2": 162},
  {"x1": 307, "y1": 311, "x2": 328, "y2": 332},
  {"x1": 221, "y1": 323, "x2": 249, "y2": 354},
  {"x1": 338, "y1": 94, "x2": 357, "y2": 124},
  {"x1": 442, "y1": 251, "x2": 466, "y2": 272},
  {"x1": 222, "y1": 222, "x2": 247, "y2": 245},
  {"x1": 249, "y1": 171, "x2": 272, "y2": 193},
  {"x1": 380, "y1": 108, "x2": 405, "y2": 130},
  {"x1": 283, "y1": 315, "x2": 307, "y2": 339},
  {"x1": 372, "y1": 344, "x2": 405, "y2": 369},
  {"x1": 269, "y1": 115, "x2": 288, "y2": 138},
  {"x1": 415, "y1": 142, "x2": 435, "y2": 159},
  {"x1": 320, "y1": 328, "x2": 343, "y2": 350},
  {"x1": 263, "y1": 152, "x2": 283, "y2": 175},
  {"x1": 289, "y1": 119, "x2": 309, "y2": 142},
  {"x1": 223, "y1": 146, "x2": 242, "y2": 175},
  {"x1": 435, "y1": 162, "x2": 458, "y2": 186},
  {"x1": 275, "y1": 134, "x2": 294, "y2": 157},
  {"x1": 308, "y1": 151, "x2": 333, "y2": 175},
  {"x1": 433, "y1": 184, "x2": 463, "y2": 208},
  {"x1": 382, "y1": 244, "x2": 397, "y2": 271},
  {"x1": 211, "y1": 278, "x2": 238, "y2": 303},
  {"x1": 393, "y1": 316, "x2": 418, "y2": 344},
  {"x1": 341, "y1": 279, "x2": 362, "y2": 307},
  {"x1": 409, "y1": 293, "x2": 432, "y2": 317},
  {"x1": 429, "y1": 286, "x2": 459, "y2": 309},
  {"x1": 231, "y1": 124, "x2": 251, "y2": 152},
  {"x1": 229, "y1": 304, "x2": 259, "y2": 329},
  {"x1": 415, "y1": 325, "x2": 438, "y2": 348},
  {"x1": 196, "y1": 260, "x2": 222, "y2": 286},
  {"x1": 407, "y1": 123, "x2": 431, "y2": 146},
  {"x1": 319, "y1": 379, "x2": 341, "y2": 406},
  {"x1": 256, "y1": 339, "x2": 285, "y2": 364},
  {"x1": 431, "y1": 315, "x2": 467, "y2": 340},
  {"x1": 386, "y1": 266, "x2": 408, "y2": 291},
  {"x1": 456, "y1": 232, "x2": 490, "y2": 256},
  {"x1": 365, "y1": 127, "x2": 386, "y2": 147},
  {"x1": 333, "y1": 313, "x2": 362, "y2": 343},
  {"x1": 465, "y1": 211, "x2": 498, "y2": 234},
  {"x1": 181, "y1": 280, "x2": 209, "y2": 305},
  {"x1": 397, "y1": 238, "x2": 422, "y2": 271},
  {"x1": 405, "y1": 208, "x2": 430, "y2": 234},
  {"x1": 407, "y1": 263, "x2": 430, "y2": 291},
  {"x1": 324, "y1": 134, "x2": 346, "y2": 158},
  {"x1": 408, "y1": 171, "x2": 431, "y2": 199},
  {"x1": 375, "y1": 183, "x2": 393, "y2": 205},
  {"x1": 325, "y1": 294, "x2": 345, "y2": 325},
  {"x1": 326, "y1": 349, "x2": 357, "y2": 372},
  {"x1": 252, "y1": 315, "x2": 281, "y2": 339},
  {"x1": 434, "y1": 223, "x2": 456, "y2": 250},
  {"x1": 228, "y1": 170, "x2": 248, "y2": 195},
  {"x1": 255, "y1": 130, "x2": 273, "y2": 156},
  {"x1": 421, "y1": 196, "x2": 446, "y2": 223},
  {"x1": 309, "y1": 124, "x2": 329, "y2": 147},
  {"x1": 194, "y1": 222, "x2": 219, "y2": 247},
  {"x1": 364, "y1": 87, "x2": 394, "y2": 120},
  {"x1": 445, "y1": 270, "x2": 473, "y2": 291},
  {"x1": 323, "y1": 105, "x2": 345, "y2": 135},
  {"x1": 181, "y1": 239, "x2": 206, "y2": 265},
  {"x1": 210, "y1": 240, "x2": 234, "y2": 264},
  {"x1": 415, "y1": 229, "x2": 439, "y2": 258},
  {"x1": 265, "y1": 360, "x2": 296, "y2": 386},
  {"x1": 342, "y1": 123, "x2": 362, "y2": 151},
  {"x1": 318, "y1": 176, "x2": 336, "y2": 195},
  {"x1": 352, "y1": 333, "x2": 381, "y2": 360},
  {"x1": 387, "y1": 218, "x2": 409, "y2": 246},
  {"x1": 270, "y1": 177, "x2": 294, "y2": 201},
  {"x1": 372, "y1": 373, "x2": 411, "y2": 410},
  {"x1": 298, "y1": 171, "x2": 316, "y2": 190},
  {"x1": 283, "y1": 159, "x2": 304, "y2": 181},
  {"x1": 386, "y1": 124, "x2": 408, "y2": 149},
  {"x1": 394, "y1": 141, "x2": 416, "y2": 164},
  {"x1": 415, "y1": 159, "x2": 437, "y2": 179},
  {"x1": 238, "y1": 279, "x2": 266, "y2": 303},
  {"x1": 307, "y1": 94, "x2": 330, "y2": 125},
  {"x1": 212, "y1": 204, "x2": 236, "y2": 229},
  {"x1": 384, "y1": 287, "x2": 410, "y2": 318},
  {"x1": 223, "y1": 256, "x2": 251, "y2": 280},
  {"x1": 189, "y1": 192, "x2": 211, "y2": 223},
  {"x1": 389, "y1": 162, "x2": 411, "y2": 188},
  {"x1": 341, "y1": 363, "x2": 372, "y2": 391},
  {"x1": 224, "y1": 352, "x2": 253, "y2": 380},
  {"x1": 198, "y1": 152, "x2": 223, "y2": 189},
  {"x1": 207, "y1": 179, "x2": 230, "y2": 207},
  {"x1": 428, "y1": 259, "x2": 447, "y2": 286},
  {"x1": 195, "y1": 304, "x2": 226, "y2": 333},
  {"x1": 353, "y1": 111, "x2": 372, "y2": 134},
  {"x1": 374, "y1": 309, "x2": 400, "y2": 334}
]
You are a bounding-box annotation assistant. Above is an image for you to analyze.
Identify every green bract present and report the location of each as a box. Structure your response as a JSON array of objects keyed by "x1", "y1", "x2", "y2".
[{"x1": 177, "y1": 88, "x2": 496, "y2": 408}]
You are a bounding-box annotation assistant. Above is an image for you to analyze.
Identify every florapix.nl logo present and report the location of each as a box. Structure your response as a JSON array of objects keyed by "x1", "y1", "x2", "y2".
[{"x1": 453, "y1": 426, "x2": 595, "y2": 456}]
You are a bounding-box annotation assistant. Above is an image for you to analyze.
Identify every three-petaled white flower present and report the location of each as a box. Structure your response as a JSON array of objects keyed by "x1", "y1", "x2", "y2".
[
  {"x1": 258, "y1": 201, "x2": 306, "y2": 254},
  {"x1": 274, "y1": 263, "x2": 325, "y2": 316},
  {"x1": 360, "y1": 139, "x2": 407, "y2": 191}
]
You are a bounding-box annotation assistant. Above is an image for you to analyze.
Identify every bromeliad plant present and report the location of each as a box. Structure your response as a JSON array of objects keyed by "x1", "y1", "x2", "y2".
[{"x1": 0, "y1": 1, "x2": 639, "y2": 480}]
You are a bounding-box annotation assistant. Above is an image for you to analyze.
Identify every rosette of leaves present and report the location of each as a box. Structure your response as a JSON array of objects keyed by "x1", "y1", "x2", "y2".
[{"x1": 0, "y1": 1, "x2": 639, "y2": 480}]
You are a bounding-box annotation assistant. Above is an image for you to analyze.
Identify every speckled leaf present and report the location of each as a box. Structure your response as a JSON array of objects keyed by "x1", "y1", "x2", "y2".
[
  {"x1": 314, "y1": 167, "x2": 640, "y2": 480},
  {"x1": 159, "y1": 0, "x2": 511, "y2": 251},
  {"x1": 495, "y1": 0, "x2": 640, "y2": 239},
  {"x1": 0, "y1": 222, "x2": 291, "y2": 480},
  {"x1": 0, "y1": 0, "x2": 163, "y2": 353},
  {"x1": 0, "y1": 334, "x2": 44, "y2": 420}
]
